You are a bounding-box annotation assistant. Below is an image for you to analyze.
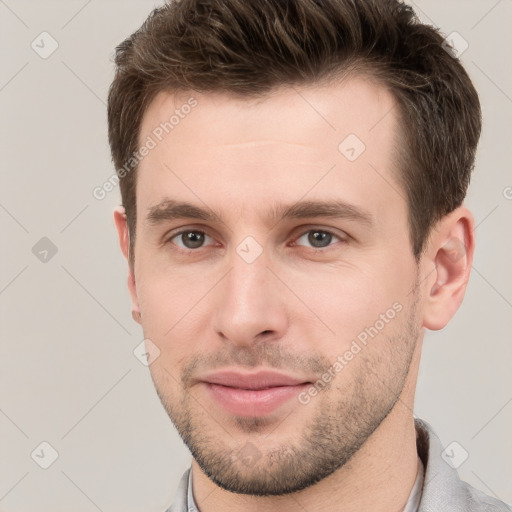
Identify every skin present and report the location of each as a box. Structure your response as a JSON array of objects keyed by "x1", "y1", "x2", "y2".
[{"x1": 114, "y1": 77, "x2": 474, "y2": 512}]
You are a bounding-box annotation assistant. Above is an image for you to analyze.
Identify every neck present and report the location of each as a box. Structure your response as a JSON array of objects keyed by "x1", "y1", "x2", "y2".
[{"x1": 191, "y1": 342, "x2": 423, "y2": 512}]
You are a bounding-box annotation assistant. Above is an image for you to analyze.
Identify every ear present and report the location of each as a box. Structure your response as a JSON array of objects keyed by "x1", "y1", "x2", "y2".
[
  {"x1": 113, "y1": 206, "x2": 141, "y2": 325},
  {"x1": 421, "y1": 206, "x2": 475, "y2": 331}
]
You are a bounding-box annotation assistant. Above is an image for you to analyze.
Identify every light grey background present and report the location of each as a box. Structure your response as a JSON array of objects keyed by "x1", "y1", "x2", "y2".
[{"x1": 1, "y1": 1, "x2": 511, "y2": 511}]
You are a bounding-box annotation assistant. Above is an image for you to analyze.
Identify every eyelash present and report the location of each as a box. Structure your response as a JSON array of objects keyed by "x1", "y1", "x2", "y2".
[{"x1": 165, "y1": 227, "x2": 346, "y2": 254}]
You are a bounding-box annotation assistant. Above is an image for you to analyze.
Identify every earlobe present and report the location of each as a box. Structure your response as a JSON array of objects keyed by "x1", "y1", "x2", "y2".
[
  {"x1": 113, "y1": 206, "x2": 141, "y2": 324},
  {"x1": 422, "y1": 207, "x2": 475, "y2": 331}
]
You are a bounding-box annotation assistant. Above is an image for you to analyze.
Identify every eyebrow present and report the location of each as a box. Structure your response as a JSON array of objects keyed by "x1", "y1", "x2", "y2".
[{"x1": 145, "y1": 198, "x2": 373, "y2": 228}]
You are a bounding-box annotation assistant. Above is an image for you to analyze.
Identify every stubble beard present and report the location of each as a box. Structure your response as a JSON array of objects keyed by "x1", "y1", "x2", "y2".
[{"x1": 150, "y1": 294, "x2": 420, "y2": 496}]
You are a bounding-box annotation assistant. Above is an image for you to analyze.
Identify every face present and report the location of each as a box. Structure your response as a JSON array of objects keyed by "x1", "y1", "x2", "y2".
[{"x1": 121, "y1": 78, "x2": 425, "y2": 495}]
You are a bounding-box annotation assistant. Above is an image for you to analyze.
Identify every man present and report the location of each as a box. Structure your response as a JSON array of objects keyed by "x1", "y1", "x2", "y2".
[{"x1": 107, "y1": 0, "x2": 511, "y2": 511}]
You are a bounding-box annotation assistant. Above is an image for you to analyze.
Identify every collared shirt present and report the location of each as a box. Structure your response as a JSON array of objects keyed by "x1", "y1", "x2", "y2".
[
  {"x1": 166, "y1": 418, "x2": 512, "y2": 512},
  {"x1": 186, "y1": 468, "x2": 198, "y2": 512}
]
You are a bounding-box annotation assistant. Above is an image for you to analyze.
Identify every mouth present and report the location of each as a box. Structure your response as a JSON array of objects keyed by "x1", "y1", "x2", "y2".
[{"x1": 200, "y1": 369, "x2": 312, "y2": 417}]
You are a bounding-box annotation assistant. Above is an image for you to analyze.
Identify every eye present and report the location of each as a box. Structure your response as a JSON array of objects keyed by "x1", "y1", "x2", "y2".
[
  {"x1": 166, "y1": 227, "x2": 346, "y2": 253},
  {"x1": 293, "y1": 229, "x2": 344, "y2": 249},
  {"x1": 168, "y1": 230, "x2": 214, "y2": 250}
]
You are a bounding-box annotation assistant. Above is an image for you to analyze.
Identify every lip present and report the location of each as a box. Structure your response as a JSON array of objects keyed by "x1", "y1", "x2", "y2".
[
  {"x1": 200, "y1": 369, "x2": 311, "y2": 417},
  {"x1": 200, "y1": 369, "x2": 310, "y2": 390}
]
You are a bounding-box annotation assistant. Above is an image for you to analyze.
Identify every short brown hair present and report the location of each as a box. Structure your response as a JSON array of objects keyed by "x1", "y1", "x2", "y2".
[{"x1": 107, "y1": 0, "x2": 481, "y2": 261}]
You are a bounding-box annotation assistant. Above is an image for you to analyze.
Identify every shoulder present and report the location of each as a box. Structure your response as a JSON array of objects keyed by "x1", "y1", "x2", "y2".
[
  {"x1": 415, "y1": 418, "x2": 511, "y2": 512},
  {"x1": 461, "y1": 481, "x2": 512, "y2": 512}
]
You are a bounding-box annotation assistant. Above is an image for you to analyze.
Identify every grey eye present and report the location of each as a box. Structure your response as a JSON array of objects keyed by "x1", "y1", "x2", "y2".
[
  {"x1": 172, "y1": 230, "x2": 212, "y2": 249},
  {"x1": 295, "y1": 230, "x2": 339, "y2": 249}
]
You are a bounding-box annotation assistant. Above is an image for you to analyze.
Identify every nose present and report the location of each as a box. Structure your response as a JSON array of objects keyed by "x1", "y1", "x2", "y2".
[{"x1": 211, "y1": 250, "x2": 289, "y2": 348}]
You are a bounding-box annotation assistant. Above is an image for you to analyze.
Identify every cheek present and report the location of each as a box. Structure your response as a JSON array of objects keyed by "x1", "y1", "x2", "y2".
[
  {"x1": 135, "y1": 264, "x2": 215, "y2": 360},
  {"x1": 134, "y1": 249, "x2": 414, "y2": 363},
  {"x1": 285, "y1": 265, "x2": 413, "y2": 379},
  {"x1": 291, "y1": 266, "x2": 404, "y2": 337}
]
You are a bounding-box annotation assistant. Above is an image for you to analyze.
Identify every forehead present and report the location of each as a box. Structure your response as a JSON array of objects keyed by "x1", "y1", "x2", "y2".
[
  {"x1": 135, "y1": 77, "x2": 404, "y2": 223},
  {"x1": 141, "y1": 76, "x2": 398, "y2": 149}
]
